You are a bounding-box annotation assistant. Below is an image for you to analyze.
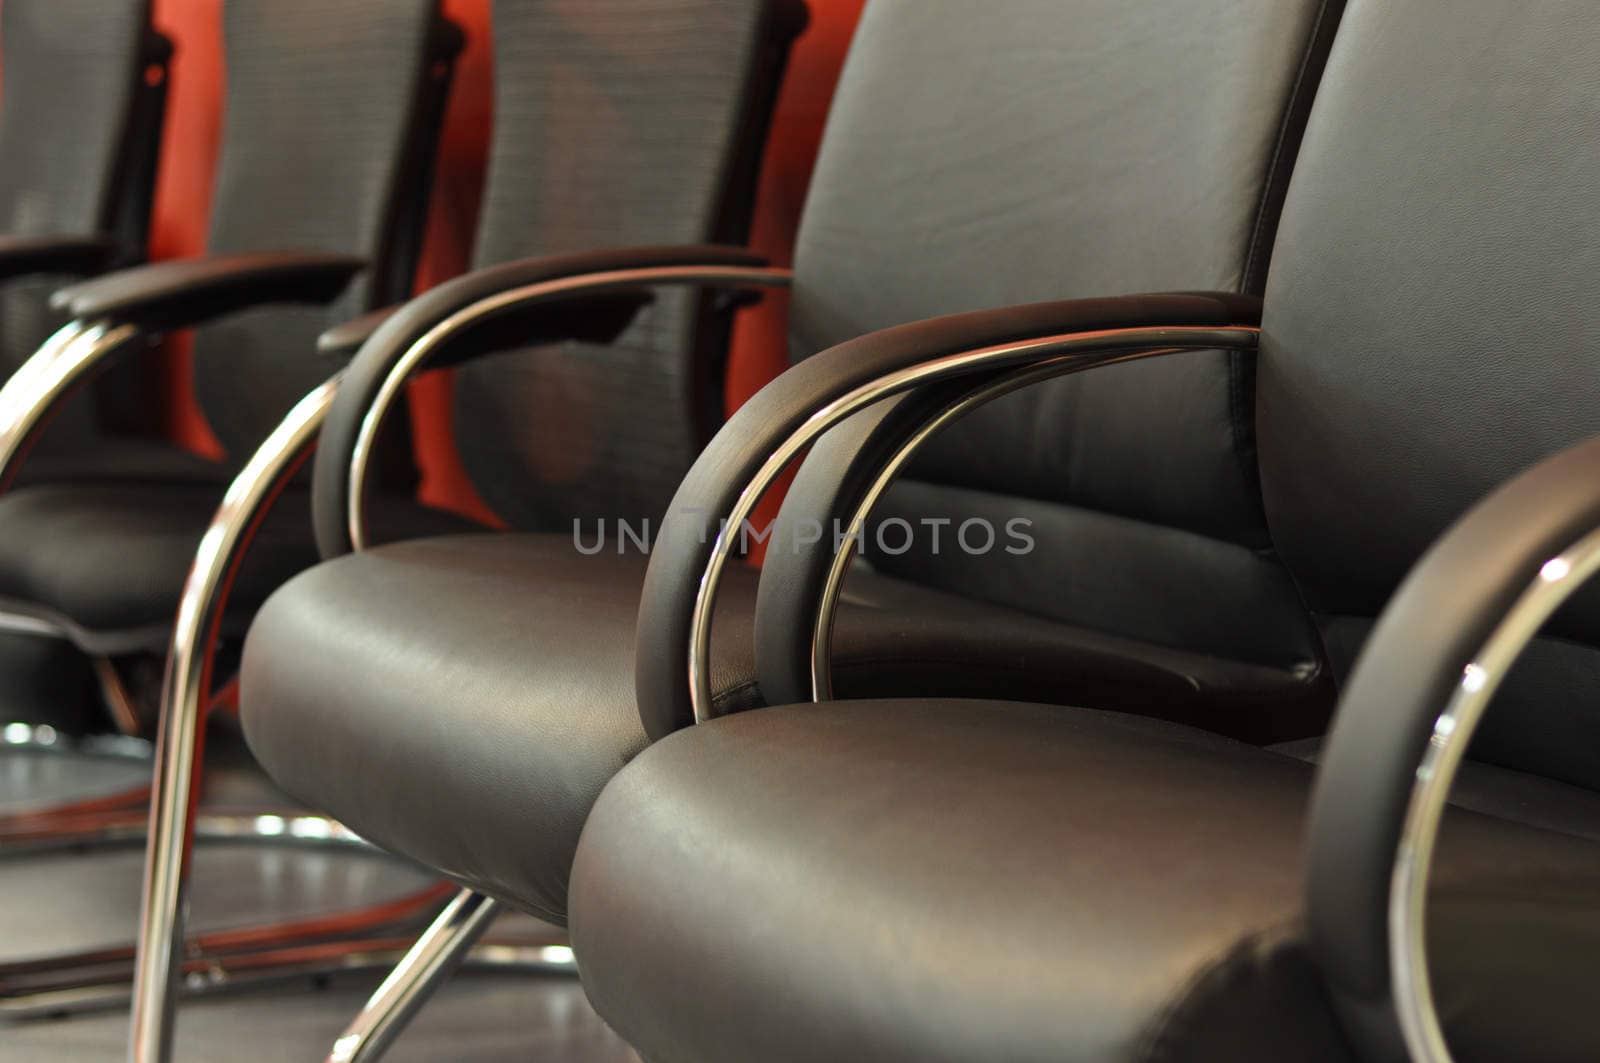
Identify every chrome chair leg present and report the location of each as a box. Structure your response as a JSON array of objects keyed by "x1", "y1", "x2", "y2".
[
  {"x1": 131, "y1": 376, "x2": 342, "y2": 1063},
  {"x1": 328, "y1": 888, "x2": 502, "y2": 1063}
]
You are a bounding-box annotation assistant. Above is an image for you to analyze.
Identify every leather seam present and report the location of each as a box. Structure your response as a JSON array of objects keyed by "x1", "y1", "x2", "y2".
[
  {"x1": 1239, "y1": 0, "x2": 1338, "y2": 294},
  {"x1": 1230, "y1": 0, "x2": 1343, "y2": 536}
]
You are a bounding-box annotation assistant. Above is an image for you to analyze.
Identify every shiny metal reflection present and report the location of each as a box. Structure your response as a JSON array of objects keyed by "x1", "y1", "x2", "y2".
[
  {"x1": 687, "y1": 325, "x2": 1261, "y2": 723},
  {"x1": 346, "y1": 265, "x2": 792, "y2": 550},
  {"x1": 1389, "y1": 525, "x2": 1600, "y2": 1063},
  {"x1": 328, "y1": 888, "x2": 503, "y2": 1063},
  {"x1": 129, "y1": 376, "x2": 342, "y2": 1063}
]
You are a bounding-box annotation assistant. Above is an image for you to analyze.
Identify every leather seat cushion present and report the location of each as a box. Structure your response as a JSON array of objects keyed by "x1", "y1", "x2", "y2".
[
  {"x1": 0, "y1": 481, "x2": 476, "y2": 652},
  {"x1": 240, "y1": 534, "x2": 760, "y2": 927},
  {"x1": 240, "y1": 533, "x2": 1327, "y2": 927},
  {"x1": 570, "y1": 699, "x2": 1600, "y2": 1063},
  {"x1": 13, "y1": 436, "x2": 232, "y2": 488}
]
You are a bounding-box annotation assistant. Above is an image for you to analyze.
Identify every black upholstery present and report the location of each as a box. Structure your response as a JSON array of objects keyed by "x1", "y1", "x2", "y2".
[
  {"x1": 243, "y1": 531, "x2": 1324, "y2": 923},
  {"x1": 570, "y1": 701, "x2": 1600, "y2": 1063},
  {"x1": 1253, "y1": 0, "x2": 1600, "y2": 790},
  {"x1": 448, "y1": 0, "x2": 802, "y2": 531}
]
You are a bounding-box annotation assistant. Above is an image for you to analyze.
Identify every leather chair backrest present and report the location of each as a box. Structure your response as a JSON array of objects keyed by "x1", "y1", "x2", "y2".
[
  {"x1": 0, "y1": 0, "x2": 164, "y2": 431},
  {"x1": 191, "y1": 0, "x2": 450, "y2": 458},
  {"x1": 450, "y1": 0, "x2": 800, "y2": 530},
  {"x1": 787, "y1": 0, "x2": 1342, "y2": 671},
  {"x1": 1257, "y1": 0, "x2": 1600, "y2": 787}
]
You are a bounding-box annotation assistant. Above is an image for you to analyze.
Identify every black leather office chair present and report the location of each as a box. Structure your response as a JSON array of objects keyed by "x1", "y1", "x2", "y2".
[
  {"x1": 568, "y1": 0, "x2": 1600, "y2": 1059},
  {"x1": 0, "y1": 0, "x2": 172, "y2": 731},
  {"x1": 122, "y1": 2, "x2": 802, "y2": 1056},
  {"x1": 242, "y1": 0, "x2": 1342, "y2": 951}
]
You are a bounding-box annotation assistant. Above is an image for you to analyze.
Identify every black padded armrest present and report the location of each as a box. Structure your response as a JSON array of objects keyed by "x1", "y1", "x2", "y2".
[
  {"x1": 0, "y1": 234, "x2": 120, "y2": 281},
  {"x1": 634, "y1": 291, "x2": 1263, "y2": 739},
  {"x1": 318, "y1": 306, "x2": 400, "y2": 360},
  {"x1": 317, "y1": 292, "x2": 654, "y2": 367},
  {"x1": 51, "y1": 251, "x2": 367, "y2": 329},
  {"x1": 311, "y1": 243, "x2": 772, "y2": 557},
  {"x1": 1306, "y1": 431, "x2": 1600, "y2": 1053}
]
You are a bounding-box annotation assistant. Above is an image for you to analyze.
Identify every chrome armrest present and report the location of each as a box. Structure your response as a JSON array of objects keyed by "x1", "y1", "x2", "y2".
[
  {"x1": 753, "y1": 343, "x2": 1244, "y2": 704},
  {"x1": 0, "y1": 320, "x2": 144, "y2": 490},
  {"x1": 632, "y1": 291, "x2": 1263, "y2": 737},
  {"x1": 52, "y1": 251, "x2": 366, "y2": 329},
  {"x1": 1305, "y1": 431, "x2": 1600, "y2": 1063},
  {"x1": 309, "y1": 243, "x2": 789, "y2": 558}
]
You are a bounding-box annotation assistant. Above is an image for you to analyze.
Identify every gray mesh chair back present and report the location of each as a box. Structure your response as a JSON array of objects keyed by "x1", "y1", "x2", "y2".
[
  {"x1": 190, "y1": 0, "x2": 457, "y2": 460},
  {"x1": 785, "y1": 0, "x2": 1342, "y2": 686},
  {"x1": 0, "y1": 0, "x2": 168, "y2": 433},
  {"x1": 450, "y1": 0, "x2": 802, "y2": 530}
]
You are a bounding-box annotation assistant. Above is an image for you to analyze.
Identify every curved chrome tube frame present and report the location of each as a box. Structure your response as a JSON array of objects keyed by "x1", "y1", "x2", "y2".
[
  {"x1": 345, "y1": 264, "x2": 792, "y2": 549},
  {"x1": 804, "y1": 350, "x2": 1181, "y2": 700},
  {"x1": 130, "y1": 376, "x2": 343, "y2": 1063},
  {"x1": 1388, "y1": 524, "x2": 1600, "y2": 1063},
  {"x1": 0, "y1": 319, "x2": 143, "y2": 489},
  {"x1": 328, "y1": 888, "x2": 503, "y2": 1063},
  {"x1": 687, "y1": 325, "x2": 1260, "y2": 722}
]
